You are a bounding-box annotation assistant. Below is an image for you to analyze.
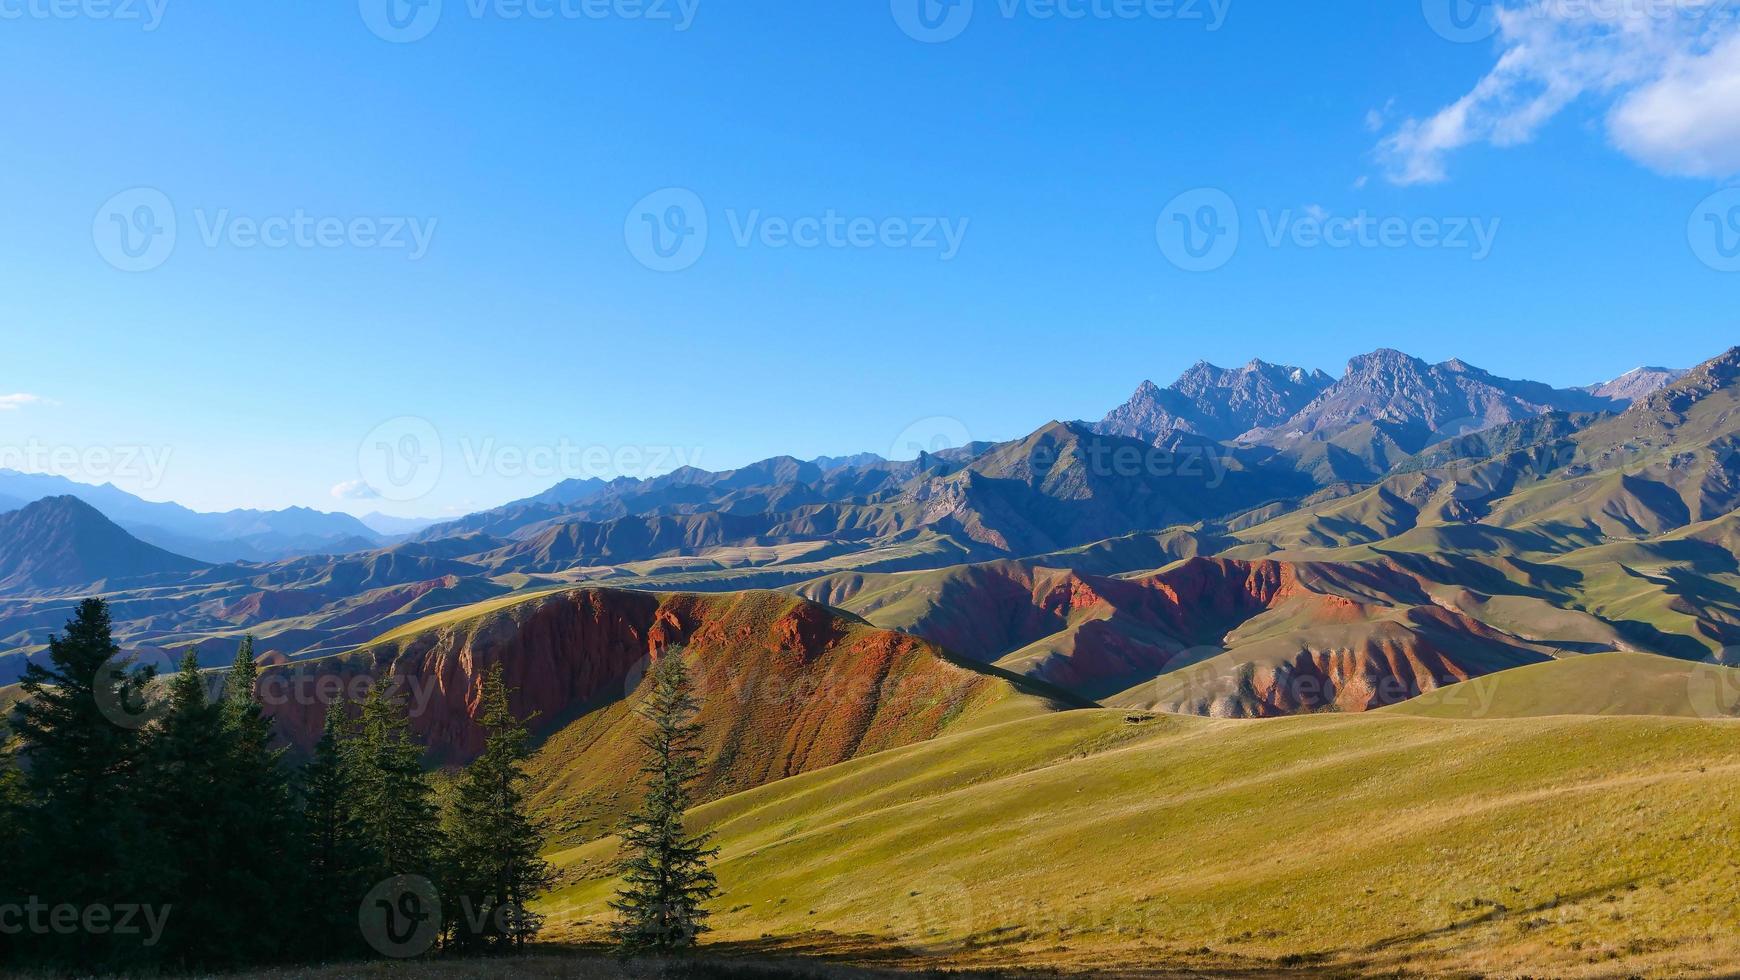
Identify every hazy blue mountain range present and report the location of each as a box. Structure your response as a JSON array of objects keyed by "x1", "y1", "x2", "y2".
[
  {"x1": 0, "y1": 496, "x2": 207, "y2": 592},
  {"x1": 0, "y1": 470, "x2": 392, "y2": 563}
]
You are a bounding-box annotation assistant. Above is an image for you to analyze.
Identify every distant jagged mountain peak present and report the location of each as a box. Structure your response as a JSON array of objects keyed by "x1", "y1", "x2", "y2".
[
  {"x1": 1349, "y1": 347, "x2": 1423, "y2": 369},
  {"x1": 1098, "y1": 356, "x2": 1333, "y2": 445},
  {"x1": 1621, "y1": 346, "x2": 1739, "y2": 421},
  {"x1": 1581, "y1": 364, "x2": 1691, "y2": 402},
  {"x1": 1260, "y1": 348, "x2": 1615, "y2": 446}
]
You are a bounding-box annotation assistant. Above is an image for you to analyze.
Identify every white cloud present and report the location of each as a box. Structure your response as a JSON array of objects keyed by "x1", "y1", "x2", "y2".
[
  {"x1": 1611, "y1": 32, "x2": 1740, "y2": 175},
  {"x1": 330, "y1": 479, "x2": 381, "y2": 501},
  {"x1": 0, "y1": 394, "x2": 46, "y2": 411},
  {"x1": 1379, "y1": 1, "x2": 1740, "y2": 183},
  {"x1": 1365, "y1": 97, "x2": 1398, "y2": 133}
]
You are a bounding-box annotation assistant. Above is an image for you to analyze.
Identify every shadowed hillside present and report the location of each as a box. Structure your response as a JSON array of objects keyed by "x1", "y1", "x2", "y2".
[
  {"x1": 0, "y1": 496, "x2": 206, "y2": 592},
  {"x1": 801, "y1": 553, "x2": 1556, "y2": 714}
]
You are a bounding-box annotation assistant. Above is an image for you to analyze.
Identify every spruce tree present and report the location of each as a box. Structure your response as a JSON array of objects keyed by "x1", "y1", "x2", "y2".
[
  {"x1": 299, "y1": 704, "x2": 371, "y2": 961},
  {"x1": 609, "y1": 650, "x2": 719, "y2": 952},
  {"x1": 345, "y1": 679, "x2": 440, "y2": 879},
  {"x1": 142, "y1": 650, "x2": 234, "y2": 967},
  {"x1": 12, "y1": 599, "x2": 155, "y2": 969},
  {"x1": 0, "y1": 733, "x2": 25, "y2": 966},
  {"x1": 440, "y1": 664, "x2": 555, "y2": 953},
  {"x1": 218, "y1": 636, "x2": 295, "y2": 963}
]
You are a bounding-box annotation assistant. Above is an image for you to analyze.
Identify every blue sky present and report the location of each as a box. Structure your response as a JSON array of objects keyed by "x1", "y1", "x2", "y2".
[{"x1": 1, "y1": 0, "x2": 1736, "y2": 517}]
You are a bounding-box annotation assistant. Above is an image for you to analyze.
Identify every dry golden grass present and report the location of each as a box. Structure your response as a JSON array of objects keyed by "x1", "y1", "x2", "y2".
[{"x1": 538, "y1": 709, "x2": 1740, "y2": 979}]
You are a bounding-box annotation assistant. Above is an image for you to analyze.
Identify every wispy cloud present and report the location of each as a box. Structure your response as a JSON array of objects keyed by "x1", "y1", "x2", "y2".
[
  {"x1": 330, "y1": 479, "x2": 381, "y2": 501},
  {"x1": 1379, "y1": 1, "x2": 1740, "y2": 183},
  {"x1": 0, "y1": 394, "x2": 47, "y2": 411}
]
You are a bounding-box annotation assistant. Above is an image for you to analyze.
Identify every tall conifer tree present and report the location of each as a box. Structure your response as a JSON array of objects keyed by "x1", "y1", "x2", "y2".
[
  {"x1": 218, "y1": 636, "x2": 295, "y2": 963},
  {"x1": 609, "y1": 650, "x2": 719, "y2": 952},
  {"x1": 300, "y1": 704, "x2": 371, "y2": 961},
  {"x1": 345, "y1": 679, "x2": 440, "y2": 879},
  {"x1": 440, "y1": 664, "x2": 554, "y2": 953},
  {"x1": 143, "y1": 650, "x2": 234, "y2": 967},
  {"x1": 13, "y1": 599, "x2": 155, "y2": 969}
]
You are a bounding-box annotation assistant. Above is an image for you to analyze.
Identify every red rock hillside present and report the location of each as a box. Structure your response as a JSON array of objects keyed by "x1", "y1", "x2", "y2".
[
  {"x1": 259, "y1": 587, "x2": 1067, "y2": 842},
  {"x1": 801, "y1": 556, "x2": 1555, "y2": 714}
]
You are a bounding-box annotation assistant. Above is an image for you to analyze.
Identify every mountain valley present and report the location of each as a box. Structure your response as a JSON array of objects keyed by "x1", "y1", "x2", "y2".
[{"x1": 6, "y1": 343, "x2": 1740, "y2": 977}]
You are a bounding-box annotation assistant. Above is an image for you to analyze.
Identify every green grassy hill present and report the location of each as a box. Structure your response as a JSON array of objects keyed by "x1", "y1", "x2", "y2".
[
  {"x1": 1384, "y1": 651, "x2": 1740, "y2": 719},
  {"x1": 539, "y1": 708, "x2": 1740, "y2": 978}
]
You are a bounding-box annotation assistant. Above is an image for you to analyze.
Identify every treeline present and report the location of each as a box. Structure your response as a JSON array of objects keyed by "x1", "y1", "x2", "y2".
[{"x1": 0, "y1": 598, "x2": 557, "y2": 974}]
